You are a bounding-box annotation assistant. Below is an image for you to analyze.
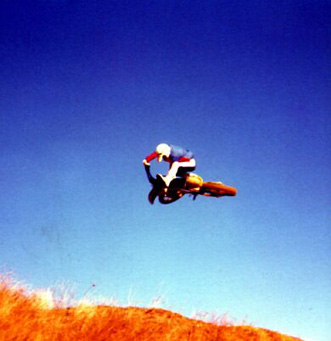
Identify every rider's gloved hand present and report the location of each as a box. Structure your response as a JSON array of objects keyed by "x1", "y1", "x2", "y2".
[{"x1": 143, "y1": 159, "x2": 150, "y2": 166}]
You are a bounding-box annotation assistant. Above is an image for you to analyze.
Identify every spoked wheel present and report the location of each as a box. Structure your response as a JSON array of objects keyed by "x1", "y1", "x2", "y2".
[
  {"x1": 201, "y1": 182, "x2": 237, "y2": 197},
  {"x1": 158, "y1": 191, "x2": 184, "y2": 204}
]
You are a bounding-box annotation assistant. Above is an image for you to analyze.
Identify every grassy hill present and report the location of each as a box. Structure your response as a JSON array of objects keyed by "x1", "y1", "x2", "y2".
[{"x1": 0, "y1": 277, "x2": 302, "y2": 341}]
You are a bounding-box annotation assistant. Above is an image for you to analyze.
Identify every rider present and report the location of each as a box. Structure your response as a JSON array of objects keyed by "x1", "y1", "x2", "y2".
[{"x1": 143, "y1": 143, "x2": 196, "y2": 186}]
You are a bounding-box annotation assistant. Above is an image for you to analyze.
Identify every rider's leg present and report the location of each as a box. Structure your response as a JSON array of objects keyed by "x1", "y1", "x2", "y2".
[
  {"x1": 176, "y1": 165, "x2": 196, "y2": 176},
  {"x1": 162, "y1": 159, "x2": 196, "y2": 186}
]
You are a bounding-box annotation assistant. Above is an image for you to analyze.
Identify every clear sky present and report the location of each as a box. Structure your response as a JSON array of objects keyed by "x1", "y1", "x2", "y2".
[{"x1": 1, "y1": 1, "x2": 330, "y2": 340}]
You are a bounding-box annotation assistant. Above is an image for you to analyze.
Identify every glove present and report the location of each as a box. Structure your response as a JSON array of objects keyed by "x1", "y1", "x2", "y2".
[{"x1": 143, "y1": 159, "x2": 150, "y2": 166}]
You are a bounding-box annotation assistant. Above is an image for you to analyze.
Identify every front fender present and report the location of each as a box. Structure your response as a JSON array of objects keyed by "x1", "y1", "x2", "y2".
[{"x1": 148, "y1": 187, "x2": 160, "y2": 204}]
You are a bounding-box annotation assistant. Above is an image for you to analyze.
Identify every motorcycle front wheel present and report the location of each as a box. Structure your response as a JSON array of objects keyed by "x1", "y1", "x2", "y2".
[{"x1": 158, "y1": 191, "x2": 184, "y2": 204}]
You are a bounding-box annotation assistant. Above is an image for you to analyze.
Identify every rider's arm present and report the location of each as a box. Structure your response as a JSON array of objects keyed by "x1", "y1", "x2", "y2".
[
  {"x1": 143, "y1": 151, "x2": 158, "y2": 165},
  {"x1": 145, "y1": 151, "x2": 158, "y2": 163}
]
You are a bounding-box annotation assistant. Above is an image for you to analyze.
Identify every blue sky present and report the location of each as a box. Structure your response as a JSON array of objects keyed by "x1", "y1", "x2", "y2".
[{"x1": 1, "y1": 1, "x2": 330, "y2": 340}]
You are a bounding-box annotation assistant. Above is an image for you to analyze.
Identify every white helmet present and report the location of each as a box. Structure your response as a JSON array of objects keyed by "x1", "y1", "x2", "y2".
[{"x1": 156, "y1": 143, "x2": 171, "y2": 162}]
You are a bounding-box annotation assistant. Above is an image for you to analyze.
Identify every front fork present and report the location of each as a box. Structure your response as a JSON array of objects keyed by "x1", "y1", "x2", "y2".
[{"x1": 144, "y1": 165, "x2": 156, "y2": 185}]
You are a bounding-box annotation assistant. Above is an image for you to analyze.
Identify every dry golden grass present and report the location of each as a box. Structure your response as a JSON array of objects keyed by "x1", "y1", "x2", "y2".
[{"x1": 0, "y1": 276, "x2": 302, "y2": 341}]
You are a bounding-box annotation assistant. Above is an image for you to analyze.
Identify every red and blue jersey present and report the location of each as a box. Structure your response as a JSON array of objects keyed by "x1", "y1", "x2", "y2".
[{"x1": 145, "y1": 144, "x2": 194, "y2": 163}]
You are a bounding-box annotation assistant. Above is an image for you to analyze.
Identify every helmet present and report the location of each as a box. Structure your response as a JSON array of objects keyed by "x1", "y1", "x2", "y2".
[{"x1": 156, "y1": 143, "x2": 171, "y2": 162}]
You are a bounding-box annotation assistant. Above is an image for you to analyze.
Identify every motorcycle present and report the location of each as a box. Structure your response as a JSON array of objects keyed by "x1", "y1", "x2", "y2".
[{"x1": 144, "y1": 164, "x2": 237, "y2": 205}]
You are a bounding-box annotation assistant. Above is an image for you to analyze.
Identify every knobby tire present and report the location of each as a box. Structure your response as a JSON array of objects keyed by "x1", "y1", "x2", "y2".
[{"x1": 158, "y1": 191, "x2": 183, "y2": 204}]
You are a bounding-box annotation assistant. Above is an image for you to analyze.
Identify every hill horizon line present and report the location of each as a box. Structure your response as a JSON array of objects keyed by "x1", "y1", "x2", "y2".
[{"x1": 0, "y1": 274, "x2": 303, "y2": 340}]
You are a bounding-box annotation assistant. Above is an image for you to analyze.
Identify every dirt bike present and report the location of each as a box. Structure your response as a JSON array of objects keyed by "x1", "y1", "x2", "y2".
[{"x1": 144, "y1": 164, "x2": 237, "y2": 205}]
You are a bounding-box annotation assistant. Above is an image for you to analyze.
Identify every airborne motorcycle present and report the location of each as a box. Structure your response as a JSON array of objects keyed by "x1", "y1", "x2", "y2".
[{"x1": 144, "y1": 164, "x2": 237, "y2": 204}]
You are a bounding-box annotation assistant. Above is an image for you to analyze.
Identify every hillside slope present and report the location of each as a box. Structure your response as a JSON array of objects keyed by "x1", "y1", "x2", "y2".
[{"x1": 0, "y1": 279, "x2": 302, "y2": 341}]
